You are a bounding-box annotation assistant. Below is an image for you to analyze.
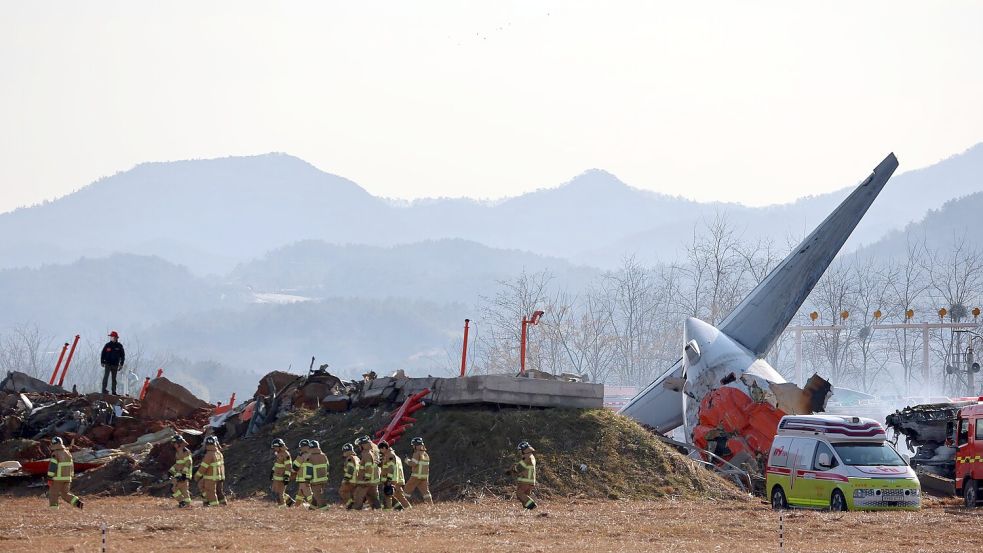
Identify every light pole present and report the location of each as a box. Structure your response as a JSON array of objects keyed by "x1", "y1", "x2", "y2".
[
  {"x1": 519, "y1": 310, "x2": 545, "y2": 376},
  {"x1": 952, "y1": 330, "x2": 983, "y2": 397}
]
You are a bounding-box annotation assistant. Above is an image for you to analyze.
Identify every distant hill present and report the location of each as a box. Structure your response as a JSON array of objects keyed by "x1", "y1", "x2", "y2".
[
  {"x1": 575, "y1": 145, "x2": 983, "y2": 266},
  {"x1": 141, "y1": 297, "x2": 467, "y2": 381},
  {"x1": 0, "y1": 254, "x2": 236, "y2": 334},
  {"x1": 229, "y1": 238, "x2": 600, "y2": 303},
  {"x1": 854, "y1": 190, "x2": 983, "y2": 259},
  {"x1": 2, "y1": 144, "x2": 981, "y2": 273},
  {"x1": 0, "y1": 154, "x2": 391, "y2": 274}
]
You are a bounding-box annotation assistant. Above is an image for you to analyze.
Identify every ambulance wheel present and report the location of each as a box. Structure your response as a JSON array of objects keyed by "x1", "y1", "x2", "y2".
[
  {"x1": 830, "y1": 489, "x2": 848, "y2": 512},
  {"x1": 964, "y1": 479, "x2": 979, "y2": 509},
  {"x1": 770, "y1": 486, "x2": 788, "y2": 510}
]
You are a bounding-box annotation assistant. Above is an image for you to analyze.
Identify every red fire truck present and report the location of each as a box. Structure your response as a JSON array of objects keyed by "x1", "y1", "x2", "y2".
[{"x1": 886, "y1": 398, "x2": 983, "y2": 507}]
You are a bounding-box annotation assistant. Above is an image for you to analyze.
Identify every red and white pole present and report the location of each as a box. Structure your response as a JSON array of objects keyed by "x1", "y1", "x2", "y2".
[
  {"x1": 48, "y1": 342, "x2": 69, "y2": 385},
  {"x1": 57, "y1": 335, "x2": 80, "y2": 387},
  {"x1": 519, "y1": 317, "x2": 529, "y2": 375},
  {"x1": 460, "y1": 319, "x2": 470, "y2": 377}
]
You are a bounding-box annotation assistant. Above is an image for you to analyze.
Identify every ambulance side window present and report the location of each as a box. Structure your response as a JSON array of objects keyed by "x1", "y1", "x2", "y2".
[
  {"x1": 812, "y1": 442, "x2": 838, "y2": 471},
  {"x1": 769, "y1": 438, "x2": 792, "y2": 468},
  {"x1": 791, "y1": 439, "x2": 816, "y2": 470},
  {"x1": 976, "y1": 419, "x2": 983, "y2": 441},
  {"x1": 959, "y1": 419, "x2": 970, "y2": 446}
]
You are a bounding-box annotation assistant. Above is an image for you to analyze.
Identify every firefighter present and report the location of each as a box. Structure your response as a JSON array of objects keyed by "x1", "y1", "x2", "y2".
[
  {"x1": 215, "y1": 438, "x2": 229, "y2": 505},
  {"x1": 194, "y1": 436, "x2": 225, "y2": 507},
  {"x1": 403, "y1": 436, "x2": 433, "y2": 505},
  {"x1": 46, "y1": 437, "x2": 83, "y2": 510},
  {"x1": 339, "y1": 443, "x2": 360, "y2": 509},
  {"x1": 270, "y1": 438, "x2": 295, "y2": 507},
  {"x1": 351, "y1": 436, "x2": 381, "y2": 509},
  {"x1": 379, "y1": 440, "x2": 410, "y2": 510},
  {"x1": 291, "y1": 439, "x2": 313, "y2": 506},
  {"x1": 169, "y1": 435, "x2": 193, "y2": 508},
  {"x1": 511, "y1": 441, "x2": 537, "y2": 509},
  {"x1": 307, "y1": 440, "x2": 330, "y2": 510}
]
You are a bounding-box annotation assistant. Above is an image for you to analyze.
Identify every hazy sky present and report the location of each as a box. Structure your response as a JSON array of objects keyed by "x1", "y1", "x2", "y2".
[{"x1": 1, "y1": 1, "x2": 982, "y2": 213}]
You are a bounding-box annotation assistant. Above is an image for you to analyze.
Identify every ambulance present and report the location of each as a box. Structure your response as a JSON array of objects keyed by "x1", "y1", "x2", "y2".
[{"x1": 765, "y1": 415, "x2": 921, "y2": 511}]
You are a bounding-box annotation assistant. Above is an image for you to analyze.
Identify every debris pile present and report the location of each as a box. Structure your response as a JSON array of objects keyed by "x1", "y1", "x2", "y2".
[
  {"x1": 0, "y1": 371, "x2": 211, "y2": 493},
  {"x1": 2, "y1": 367, "x2": 738, "y2": 501}
]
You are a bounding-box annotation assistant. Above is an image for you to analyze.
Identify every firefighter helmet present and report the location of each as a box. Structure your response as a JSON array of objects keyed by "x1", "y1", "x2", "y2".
[
  {"x1": 410, "y1": 437, "x2": 424, "y2": 446},
  {"x1": 298, "y1": 439, "x2": 310, "y2": 448},
  {"x1": 517, "y1": 441, "x2": 532, "y2": 451},
  {"x1": 271, "y1": 438, "x2": 286, "y2": 449},
  {"x1": 342, "y1": 443, "x2": 354, "y2": 452},
  {"x1": 51, "y1": 436, "x2": 64, "y2": 446},
  {"x1": 309, "y1": 440, "x2": 320, "y2": 449},
  {"x1": 204, "y1": 436, "x2": 219, "y2": 446}
]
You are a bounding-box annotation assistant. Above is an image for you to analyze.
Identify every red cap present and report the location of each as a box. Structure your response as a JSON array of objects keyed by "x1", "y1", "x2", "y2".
[{"x1": 108, "y1": 331, "x2": 119, "y2": 338}]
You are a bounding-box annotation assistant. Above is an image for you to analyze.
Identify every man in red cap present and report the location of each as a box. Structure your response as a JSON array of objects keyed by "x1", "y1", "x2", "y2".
[{"x1": 100, "y1": 331, "x2": 125, "y2": 395}]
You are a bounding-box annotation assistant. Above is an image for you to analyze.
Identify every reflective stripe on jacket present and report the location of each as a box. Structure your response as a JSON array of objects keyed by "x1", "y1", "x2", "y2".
[
  {"x1": 196, "y1": 448, "x2": 225, "y2": 481},
  {"x1": 382, "y1": 453, "x2": 405, "y2": 484},
  {"x1": 309, "y1": 452, "x2": 329, "y2": 483},
  {"x1": 516, "y1": 454, "x2": 536, "y2": 484},
  {"x1": 408, "y1": 451, "x2": 430, "y2": 480},
  {"x1": 47, "y1": 448, "x2": 74, "y2": 481},
  {"x1": 170, "y1": 448, "x2": 193, "y2": 478},
  {"x1": 292, "y1": 454, "x2": 309, "y2": 482},
  {"x1": 358, "y1": 450, "x2": 377, "y2": 484},
  {"x1": 272, "y1": 450, "x2": 292, "y2": 481},
  {"x1": 343, "y1": 453, "x2": 360, "y2": 483}
]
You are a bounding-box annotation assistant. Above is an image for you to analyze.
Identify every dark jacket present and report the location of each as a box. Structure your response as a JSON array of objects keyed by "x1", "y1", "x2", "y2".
[{"x1": 101, "y1": 340, "x2": 125, "y2": 368}]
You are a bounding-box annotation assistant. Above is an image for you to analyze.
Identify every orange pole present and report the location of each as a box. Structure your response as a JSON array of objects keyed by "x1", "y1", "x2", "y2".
[
  {"x1": 520, "y1": 317, "x2": 528, "y2": 375},
  {"x1": 139, "y1": 377, "x2": 150, "y2": 400},
  {"x1": 57, "y1": 335, "x2": 80, "y2": 387},
  {"x1": 156, "y1": 367, "x2": 163, "y2": 378},
  {"x1": 228, "y1": 392, "x2": 236, "y2": 407},
  {"x1": 460, "y1": 319, "x2": 470, "y2": 377},
  {"x1": 48, "y1": 342, "x2": 69, "y2": 385}
]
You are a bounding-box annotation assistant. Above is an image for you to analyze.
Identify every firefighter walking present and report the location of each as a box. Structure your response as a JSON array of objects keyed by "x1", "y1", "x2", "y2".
[
  {"x1": 194, "y1": 436, "x2": 225, "y2": 507},
  {"x1": 46, "y1": 437, "x2": 83, "y2": 509},
  {"x1": 169, "y1": 435, "x2": 193, "y2": 508},
  {"x1": 352, "y1": 436, "x2": 381, "y2": 509},
  {"x1": 307, "y1": 440, "x2": 330, "y2": 510},
  {"x1": 380, "y1": 440, "x2": 410, "y2": 510},
  {"x1": 339, "y1": 443, "x2": 360, "y2": 509},
  {"x1": 512, "y1": 441, "x2": 538, "y2": 509},
  {"x1": 270, "y1": 438, "x2": 295, "y2": 507},
  {"x1": 403, "y1": 437, "x2": 433, "y2": 505},
  {"x1": 291, "y1": 439, "x2": 313, "y2": 506},
  {"x1": 215, "y1": 439, "x2": 229, "y2": 505}
]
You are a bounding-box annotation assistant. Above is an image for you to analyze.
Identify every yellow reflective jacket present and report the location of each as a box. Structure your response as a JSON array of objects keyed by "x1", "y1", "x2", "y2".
[
  {"x1": 406, "y1": 449, "x2": 430, "y2": 480},
  {"x1": 170, "y1": 446, "x2": 193, "y2": 478},
  {"x1": 47, "y1": 445, "x2": 73, "y2": 482}
]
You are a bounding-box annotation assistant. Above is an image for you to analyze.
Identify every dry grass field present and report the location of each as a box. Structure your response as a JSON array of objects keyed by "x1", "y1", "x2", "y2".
[{"x1": 0, "y1": 495, "x2": 973, "y2": 553}]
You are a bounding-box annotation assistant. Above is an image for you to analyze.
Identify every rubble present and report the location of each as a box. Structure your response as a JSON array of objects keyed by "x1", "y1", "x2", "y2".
[
  {"x1": 139, "y1": 377, "x2": 211, "y2": 420},
  {"x1": 1, "y1": 371, "x2": 66, "y2": 394}
]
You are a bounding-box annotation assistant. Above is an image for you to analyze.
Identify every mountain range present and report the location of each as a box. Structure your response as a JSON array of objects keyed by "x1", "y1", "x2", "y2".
[{"x1": 3, "y1": 143, "x2": 982, "y2": 274}]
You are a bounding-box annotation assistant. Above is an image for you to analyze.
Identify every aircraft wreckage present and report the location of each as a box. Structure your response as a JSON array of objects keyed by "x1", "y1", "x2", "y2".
[{"x1": 620, "y1": 153, "x2": 900, "y2": 470}]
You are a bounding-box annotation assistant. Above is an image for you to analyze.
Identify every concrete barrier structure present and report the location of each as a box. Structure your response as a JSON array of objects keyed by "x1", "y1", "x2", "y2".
[{"x1": 383, "y1": 374, "x2": 603, "y2": 409}]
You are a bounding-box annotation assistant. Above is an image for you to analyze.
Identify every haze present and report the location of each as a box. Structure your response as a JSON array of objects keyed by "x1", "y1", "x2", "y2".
[{"x1": 1, "y1": 1, "x2": 982, "y2": 214}]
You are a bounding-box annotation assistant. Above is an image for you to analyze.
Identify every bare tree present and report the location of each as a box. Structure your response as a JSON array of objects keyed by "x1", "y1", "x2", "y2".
[
  {"x1": 804, "y1": 260, "x2": 857, "y2": 385},
  {"x1": 0, "y1": 323, "x2": 55, "y2": 379},
  {"x1": 885, "y1": 239, "x2": 931, "y2": 394},
  {"x1": 849, "y1": 257, "x2": 893, "y2": 393},
  {"x1": 473, "y1": 270, "x2": 554, "y2": 375}
]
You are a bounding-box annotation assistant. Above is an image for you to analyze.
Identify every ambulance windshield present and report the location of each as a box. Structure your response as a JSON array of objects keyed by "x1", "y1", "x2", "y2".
[{"x1": 831, "y1": 442, "x2": 906, "y2": 466}]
